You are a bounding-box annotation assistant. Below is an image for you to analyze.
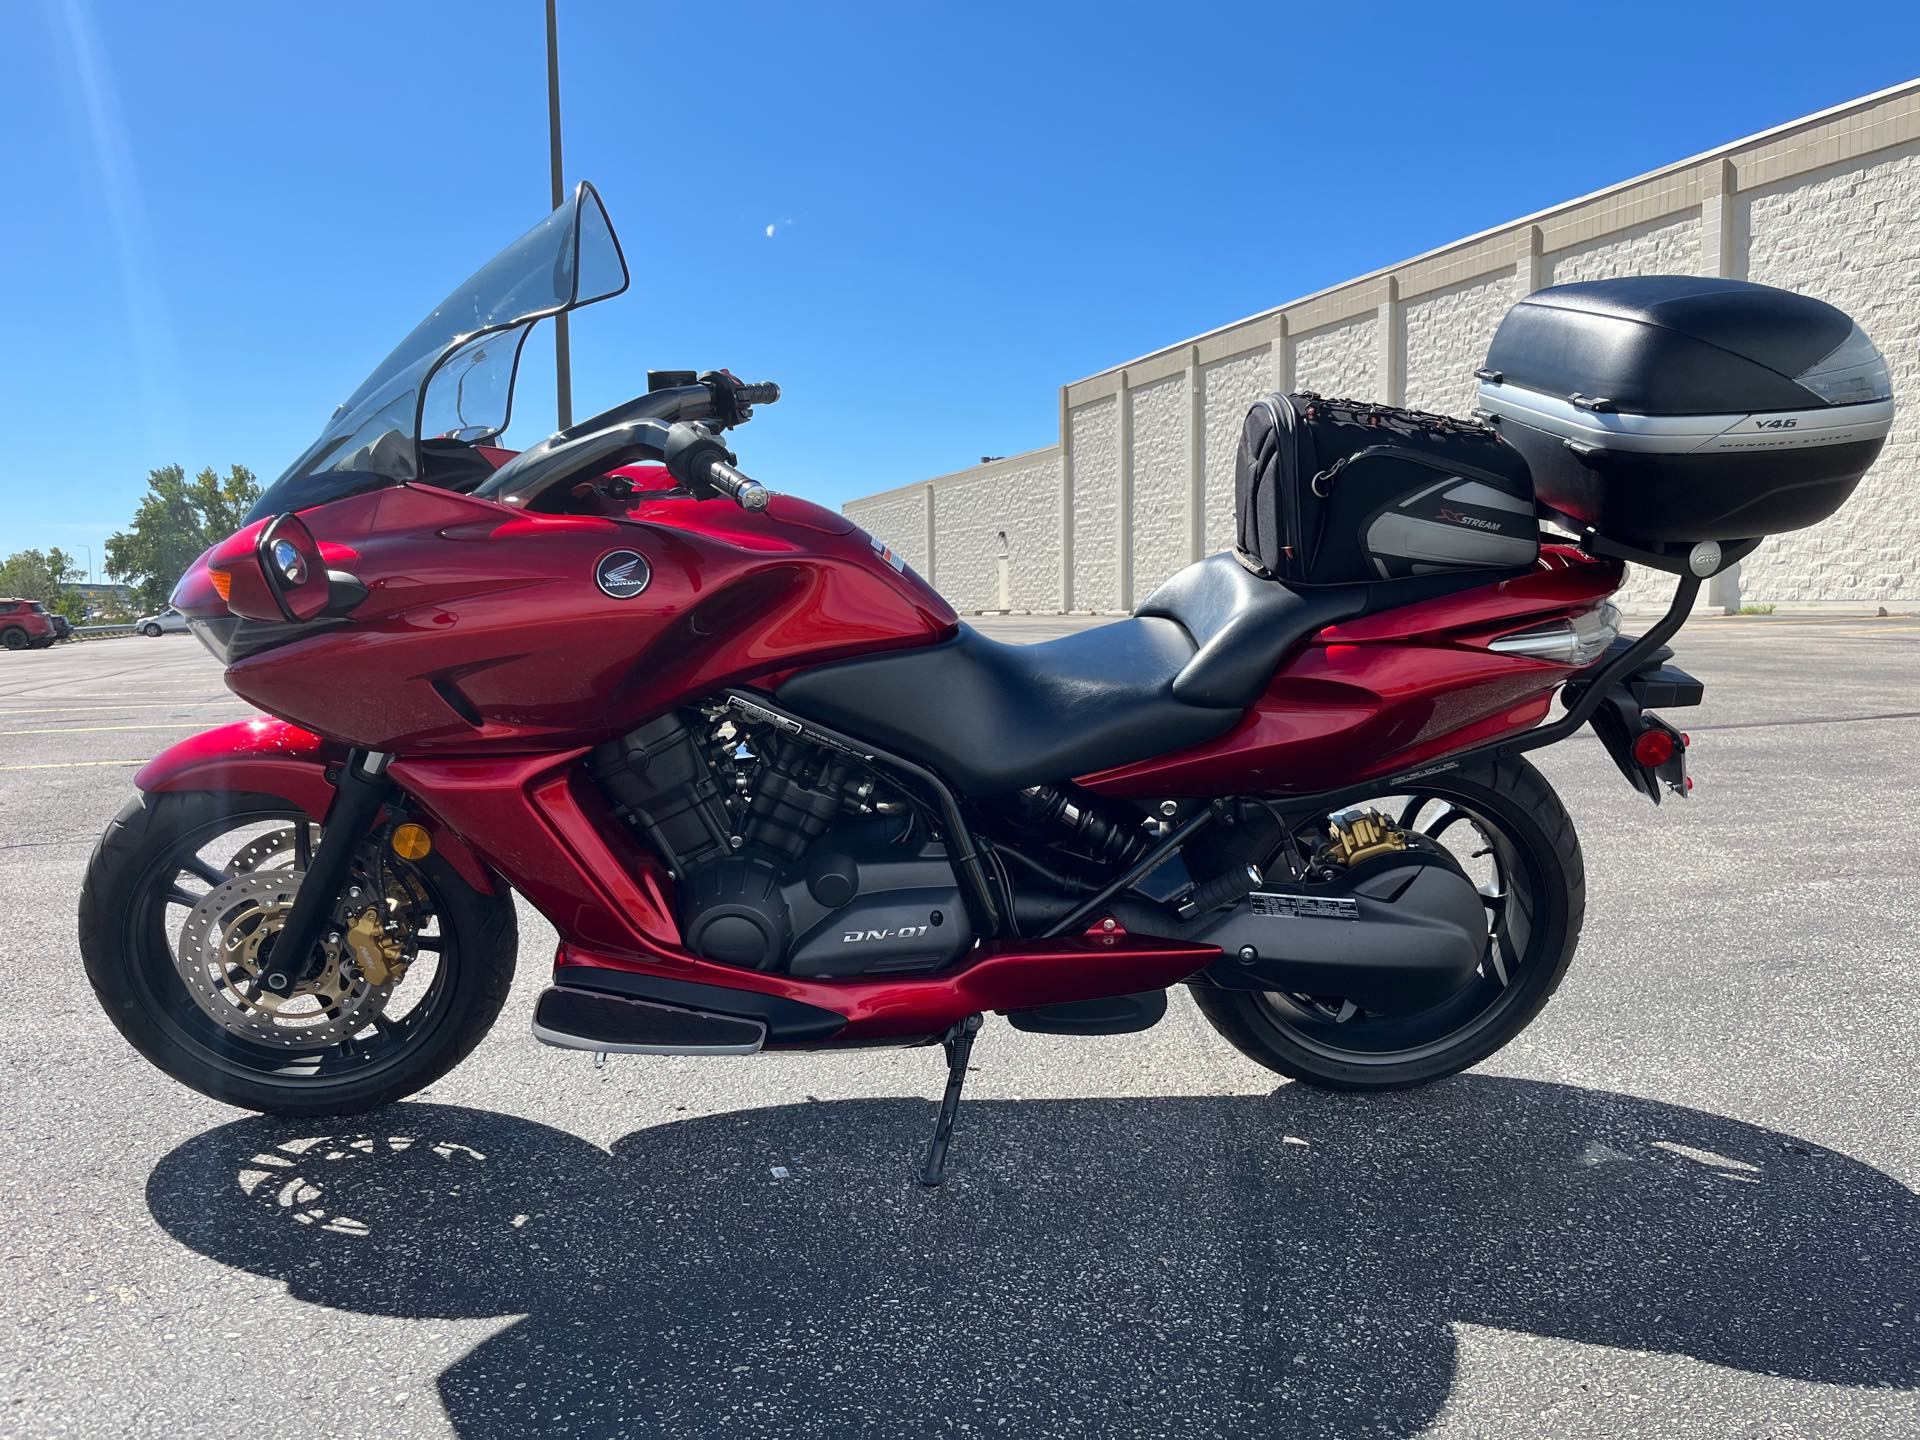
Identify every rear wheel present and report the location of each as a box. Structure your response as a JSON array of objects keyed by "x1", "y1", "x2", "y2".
[
  {"x1": 1191, "y1": 756, "x2": 1583, "y2": 1091},
  {"x1": 80, "y1": 790, "x2": 516, "y2": 1115},
  {"x1": 2, "y1": 627, "x2": 27, "y2": 650}
]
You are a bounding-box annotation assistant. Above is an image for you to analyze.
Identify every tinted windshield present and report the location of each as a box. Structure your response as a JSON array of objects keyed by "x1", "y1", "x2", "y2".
[{"x1": 245, "y1": 182, "x2": 627, "y2": 522}]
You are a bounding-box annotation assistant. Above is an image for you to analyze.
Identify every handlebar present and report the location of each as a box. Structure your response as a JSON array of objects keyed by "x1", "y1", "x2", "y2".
[
  {"x1": 474, "y1": 375, "x2": 780, "y2": 511},
  {"x1": 704, "y1": 455, "x2": 770, "y2": 511},
  {"x1": 731, "y1": 381, "x2": 781, "y2": 408},
  {"x1": 664, "y1": 422, "x2": 770, "y2": 510}
]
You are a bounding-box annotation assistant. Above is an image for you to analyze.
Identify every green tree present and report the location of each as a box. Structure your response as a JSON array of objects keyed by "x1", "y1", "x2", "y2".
[
  {"x1": 105, "y1": 464, "x2": 262, "y2": 612},
  {"x1": 0, "y1": 547, "x2": 87, "y2": 620}
]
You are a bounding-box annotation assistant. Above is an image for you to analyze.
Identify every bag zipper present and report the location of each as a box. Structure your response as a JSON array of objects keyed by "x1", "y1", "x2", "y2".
[{"x1": 1259, "y1": 392, "x2": 1309, "y2": 577}]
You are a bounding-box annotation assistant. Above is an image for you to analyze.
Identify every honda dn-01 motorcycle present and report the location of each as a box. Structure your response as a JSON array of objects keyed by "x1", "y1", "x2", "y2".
[{"x1": 81, "y1": 184, "x2": 1892, "y2": 1184}]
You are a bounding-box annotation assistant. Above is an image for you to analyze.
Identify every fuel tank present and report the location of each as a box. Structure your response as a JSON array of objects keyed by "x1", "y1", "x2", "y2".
[{"x1": 212, "y1": 479, "x2": 957, "y2": 753}]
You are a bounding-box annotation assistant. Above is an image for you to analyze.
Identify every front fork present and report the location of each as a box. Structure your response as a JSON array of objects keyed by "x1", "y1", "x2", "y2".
[{"x1": 258, "y1": 749, "x2": 392, "y2": 996}]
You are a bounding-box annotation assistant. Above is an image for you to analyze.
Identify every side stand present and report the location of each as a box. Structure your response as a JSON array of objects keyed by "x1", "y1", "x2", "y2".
[{"x1": 918, "y1": 1014, "x2": 983, "y2": 1188}]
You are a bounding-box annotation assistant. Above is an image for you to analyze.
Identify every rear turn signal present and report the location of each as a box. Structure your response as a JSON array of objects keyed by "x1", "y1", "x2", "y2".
[
  {"x1": 208, "y1": 567, "x2": 233, "y2": 602},
  {"x1": 1487, "y1": 602, "x2": 1621, "y2": 666}
]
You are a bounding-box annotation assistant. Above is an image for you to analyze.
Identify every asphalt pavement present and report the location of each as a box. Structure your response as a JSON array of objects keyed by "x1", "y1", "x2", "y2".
[{"x1": 1, "y1": 619, "x2": 1917, "y2": 1439}]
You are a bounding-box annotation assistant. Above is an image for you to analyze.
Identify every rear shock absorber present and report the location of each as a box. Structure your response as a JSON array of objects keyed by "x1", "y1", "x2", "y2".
[{"x1": 1015, "y1": 785, "x2": 1151, "y2": 866}]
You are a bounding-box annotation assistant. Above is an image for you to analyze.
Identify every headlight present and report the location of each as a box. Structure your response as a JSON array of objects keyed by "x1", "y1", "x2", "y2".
[
  {"x1": 1488, "y1": 602, "x2": 1621, "y2": 666},
  {"x1": 270, "y1": 538, "x2": 305, "y2": 585}
]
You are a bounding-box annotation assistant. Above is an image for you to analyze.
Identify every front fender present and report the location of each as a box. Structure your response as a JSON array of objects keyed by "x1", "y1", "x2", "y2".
[
  {"x1": 135, "y1": 719, "x2": 496, "y2": 894},
  {"x1": 136, "y1": 718, "x2": 342, "y2": 818}
]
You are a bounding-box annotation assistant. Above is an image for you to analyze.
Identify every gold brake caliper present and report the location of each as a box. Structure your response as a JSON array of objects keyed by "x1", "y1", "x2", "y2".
[
  {"x1": 343, "y1": 906, "x2": 408, "y2": 988},
  {"x1": 1324, "y1": 810, "x2": 1408, "y2": 867}
]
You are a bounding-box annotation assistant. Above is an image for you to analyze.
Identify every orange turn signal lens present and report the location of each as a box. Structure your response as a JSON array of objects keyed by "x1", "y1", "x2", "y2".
[{"x1": 208, "y1": 567, "x2": 233, "y2": 602}]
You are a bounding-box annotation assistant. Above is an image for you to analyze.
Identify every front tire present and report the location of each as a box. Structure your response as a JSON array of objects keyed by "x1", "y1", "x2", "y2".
[
  {"x1": 143, "y1": 623, "x2": 162, "y2": 637},
  {"x1": 2, "y1": 627, "x2": 27, "y2": 650},
  {"x1": 1192, "y1": 756, "x2": 1584, "y2": 1091},
  {"x1": 80, "y1": 789, "x2": 517, "y2": 1116}
]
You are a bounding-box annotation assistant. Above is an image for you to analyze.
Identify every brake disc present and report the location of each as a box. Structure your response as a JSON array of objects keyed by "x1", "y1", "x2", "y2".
[
  {"x1": 227, "y1": 825, "x2": 311, "y2": 875},
  {"x1": 176, "y1": 871, "x2": 394, "y2": 1051}
]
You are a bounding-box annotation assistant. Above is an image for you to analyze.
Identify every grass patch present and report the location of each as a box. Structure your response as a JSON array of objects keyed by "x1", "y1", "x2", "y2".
[{"x1": 1738, "y1": 603, "x2": 1777, "y2": 615}]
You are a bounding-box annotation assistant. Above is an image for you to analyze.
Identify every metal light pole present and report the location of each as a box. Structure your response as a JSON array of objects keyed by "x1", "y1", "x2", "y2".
[{"x1": 546, "y1": 0, "x2": 573, "y2": 429}]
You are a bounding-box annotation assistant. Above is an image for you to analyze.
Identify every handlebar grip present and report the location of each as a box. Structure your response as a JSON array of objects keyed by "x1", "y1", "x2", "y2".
[
  {"x1": 734, "y1": 381, "x2": 781, "y2": 406},
  {"x1": 706, "y1": 456, "x2": 770, "y2": 511}
]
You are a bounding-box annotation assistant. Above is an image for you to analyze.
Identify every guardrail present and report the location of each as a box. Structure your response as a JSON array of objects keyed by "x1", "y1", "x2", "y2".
[{"x1": 70, "y1": 623, "x2": 137, "y2": 640}]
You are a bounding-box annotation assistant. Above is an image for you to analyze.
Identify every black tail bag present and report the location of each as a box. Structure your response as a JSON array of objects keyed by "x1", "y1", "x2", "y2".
[{"x1": 1234, "y1": 392, "x2": 1540, "y2": 586}]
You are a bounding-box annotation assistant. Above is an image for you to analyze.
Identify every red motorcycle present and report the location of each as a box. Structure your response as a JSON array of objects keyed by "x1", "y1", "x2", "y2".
[{"x1": 81, "y1": 185, "x2": 1891, "y2": 1183}]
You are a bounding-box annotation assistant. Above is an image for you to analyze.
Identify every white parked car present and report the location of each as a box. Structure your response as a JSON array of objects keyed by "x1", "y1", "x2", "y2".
[{"x1": 137, "y1": 607, "x2": 190, "y2": 637}]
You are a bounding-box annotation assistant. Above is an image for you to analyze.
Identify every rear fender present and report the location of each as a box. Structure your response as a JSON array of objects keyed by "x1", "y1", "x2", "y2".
[{"x1": 135, "y1": 719, "x2": 497, "y2": 893}]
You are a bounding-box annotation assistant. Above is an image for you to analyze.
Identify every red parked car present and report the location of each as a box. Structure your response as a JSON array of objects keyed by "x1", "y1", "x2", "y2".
[{"x1": 0, "y1": 598, "x2": 70, "y2": 650}]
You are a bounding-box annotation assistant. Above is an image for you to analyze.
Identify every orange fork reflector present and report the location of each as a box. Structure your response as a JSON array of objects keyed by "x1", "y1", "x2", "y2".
[{"x1": 391, "y1": 823, "x2": 432, "y2": 861}]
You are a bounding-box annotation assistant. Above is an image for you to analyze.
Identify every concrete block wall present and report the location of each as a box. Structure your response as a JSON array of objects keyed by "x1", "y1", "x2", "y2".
[
  {"x1": 1738, "y1": 142, "x2": 1920, "y2": 605},
  {"x1": 843, "y1": 448, "x2": 1064, "y2": 613},
  {"x1": 1290, "y1": 313, "x2": 1378, "y2": 399},
  {"x1": 849, "y1": 82, "x2": 1920, "y2": 613},
  {"x1": 1201, "y1": 348, "x2": 1271, "y2": 555}
]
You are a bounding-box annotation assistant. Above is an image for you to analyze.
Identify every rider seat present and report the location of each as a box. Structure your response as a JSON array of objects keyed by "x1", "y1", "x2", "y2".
[{"x1": 775, "y1": 553, "x2": 1369, "y2": 792}]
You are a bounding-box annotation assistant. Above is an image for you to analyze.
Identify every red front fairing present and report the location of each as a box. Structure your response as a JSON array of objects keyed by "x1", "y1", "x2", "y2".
[{"x1": 199, "y1": 480, "x2": 955, "y2": 753}]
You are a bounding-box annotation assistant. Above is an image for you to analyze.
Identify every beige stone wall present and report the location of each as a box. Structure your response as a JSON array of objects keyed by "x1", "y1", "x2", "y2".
[
  {"x1": 1127, "y1": 375, "x2": 1190, "y2": 601},
  {"x1": 1401, "y1": 268, "x2": 1520, "y2": 417},
  {"x1": 1738, "y1": 142, "x2": 1920, "y2": 605},
  {"x1": 853, "y1": 83, "x2": 1920, "y2": 614},
  {"x1": 1545, "y1": 210, "x2": 1703, "y2": 286},
  {"x1": 1067, "y1": 397, "x2": 1121, "y2": 612},
  {"x1": 1290, "y1": 314, "x2": 1378, "y2": 399},
  {"x1": 843, "y1": 449, "x2": 1065, "y2": 612},
  {"x1": 1201, "y1": 348, "x2": 1271, "y2": 556},
  {"x1": 844, "y1": 485, "x2": 929, "y2": 575}
]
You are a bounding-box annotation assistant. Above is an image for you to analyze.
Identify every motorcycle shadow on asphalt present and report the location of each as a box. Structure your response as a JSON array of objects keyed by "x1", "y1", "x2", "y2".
[{"x1": 146, "y1": 1076, "x2": 1917, "y2": 1439}]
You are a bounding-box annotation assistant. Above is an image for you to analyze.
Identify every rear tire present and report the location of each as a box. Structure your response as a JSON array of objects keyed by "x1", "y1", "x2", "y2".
[
  {"x1": 2, "y1": 627, "x2": 27, "y2": 650},
  {"x1": 80, "y1": 789, "x2": 517, "y2": 1116},
  {"x1": 1191, "y1": 756, "x2": 1584, "y2": 1091}
]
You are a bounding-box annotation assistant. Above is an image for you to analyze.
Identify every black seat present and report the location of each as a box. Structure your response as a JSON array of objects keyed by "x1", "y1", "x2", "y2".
[
  {"x1": 1136, "y1": 552, "x2": 1366, "y2": 707},
  {"x1": 775, "y1": 554, "x2": 1365, "y2": 793}
]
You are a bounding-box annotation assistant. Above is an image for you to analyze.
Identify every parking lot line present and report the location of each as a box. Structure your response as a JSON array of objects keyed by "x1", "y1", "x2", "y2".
[
  {"x1": 0, "y1": 722, "x2": 214, "y2": 737},
  {"x1": 0, "y1": 758, "x2": 148, "y2": 771},
  {"x1": 0, "y1": 703, "x2": 249, "y2": 714}
]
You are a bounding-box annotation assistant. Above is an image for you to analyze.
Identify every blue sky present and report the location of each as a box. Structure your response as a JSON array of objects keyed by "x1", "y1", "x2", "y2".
[{"x1": 4, "y1": 1, "x2": 1918, "y2": 574}]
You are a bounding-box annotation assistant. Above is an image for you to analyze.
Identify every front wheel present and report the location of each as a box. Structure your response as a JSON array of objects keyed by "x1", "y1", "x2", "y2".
[
  {"x1": 142, "y1": 623, "x2": 162, "y2": 637},
  {"x1": 80, "y1": 789, "x2": 517, "y2": 1115},
  {"x1": 1191, "y1": 756, "x2": 1584, "y2": 1091}
]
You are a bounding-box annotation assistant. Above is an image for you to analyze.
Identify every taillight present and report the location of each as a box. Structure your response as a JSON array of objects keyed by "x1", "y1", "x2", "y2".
[{"x1": 1487, "y1": 602, "x2": 1621, "y2": 666}]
